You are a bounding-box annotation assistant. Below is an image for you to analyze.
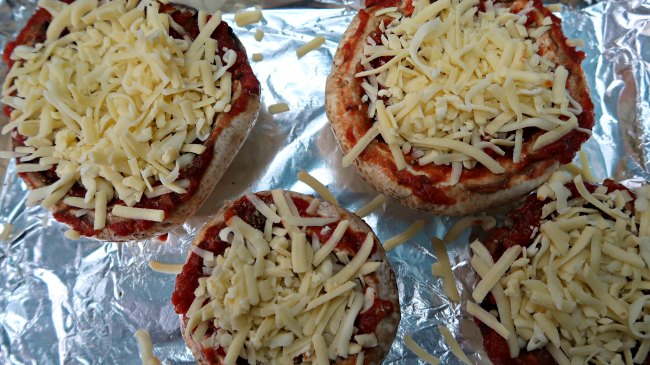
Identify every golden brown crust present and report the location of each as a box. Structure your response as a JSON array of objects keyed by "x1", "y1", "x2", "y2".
[
  {"x1": 325, "y1": 0, "x2": 593, "y2": 215},
  {"x1": 179, "y1": 191, "x2": 401, "y2": 365}
]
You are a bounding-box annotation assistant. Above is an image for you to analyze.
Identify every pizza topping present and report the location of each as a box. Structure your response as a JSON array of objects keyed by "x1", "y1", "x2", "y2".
[
  {"x1": 1, "y1": 0, "x2": 235, "y2": 228},
  {"x1": 566, "y1": 38, "x2": 585, "y2": 48},
  {"x1": 254, "y1": 28, "x2": 265, "y2": 41},
  {"x1": 0, "y1": 223, "x2": 12, "y2": 241},
  {"x1": 472, "y1": 244, "x2": 521, "y2": 303},
  {"x1": 404, "y1": 334, "x2": 441, "y2": 365},
  {"x1": 268, "y1": 103, "x2": 290, "y2": 114},
  {"x1": 443, "y1": 216, "x2": 496, "y2": 243},
  {"x1": 438, "y1": 325, "x2": 472, "y2": 365},
  {"x1": 183, "y1": 192, "x2": 384, "y2": 364},
  {"x1": 470, "y1": 238, "x2": 520, "y2": 357},
  {"x1": 468, "y1": 301, "x2": 512, "y2": 339},
  {"x1": 297, "y1": 36, "x2": 326, "y2": 59},
  {"x1": 354, "y1": 193, "x2": 387, "y2": 218},
  {"x1": 148, "y1": 260, "x2": 183, "y2": 274},
  {"x1": 234, "y1": 8, "x2": 263, "y2": 27},
  {"x1": 112, "y1": 205, "x2": 165, "y2": 222},
  {"x1": 64, "y1": 229, "x2": 81, "y2": 240},
  {"x1": 471, "y1": 172, "x2": 650, "y2": 364},
  {"x1": 297, "y1": 170, "x2": 339, "y2": 205},
  {"x1": 352, "y1": 0, "x2": 585, "y2": 185},
  {"x1": 383, "y1": 219, "x2": 424, "y2": 251},
  {"x1": 431, "y1": 237, "x2": 461, "y2": 303},
  {"x1": 578, "y1": 150, "x2": 597, "y2": 183},
  {"x1": 134, "y1": 329, "x2": 162, "y2": 365},
  {"x1": 342, "y1": 124, "x2": 380, "y2": 167}
]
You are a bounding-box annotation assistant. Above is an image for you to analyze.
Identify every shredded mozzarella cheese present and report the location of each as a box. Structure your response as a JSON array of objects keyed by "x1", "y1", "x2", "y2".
[
  {"x1": 149, "y1": 260, "x2": 183, "y2": 274},
  {"x1": 431, "y1": 237, "x2": 461, "y2": 302},
  {"x1": 268, "y1": 103, "x2": 290, "y2": 114},
  {"x1": 297, "y1": 170, "x2": 338, "y2": 205},
  {"x1": 296, "y1": 36, "x2": 325, "y2": 58},
  {"x1": 0, "y1": 223, "x2": 12, "y2": 240},
  {"x1": 234, "y1": 9, "x2": 262, "y2": 27},
  {"x1": 355, "y1": 194, "x2": 387, "y2": 218},
  {"x1": 383, "y1": 220, "x2": 424, "y2": 251},
  {"x1": 134, "y1": 329, "x2": 162, "y2": 365},
  {"x1": 404, "y1": 334, "x2": 441, "y2": 364}
]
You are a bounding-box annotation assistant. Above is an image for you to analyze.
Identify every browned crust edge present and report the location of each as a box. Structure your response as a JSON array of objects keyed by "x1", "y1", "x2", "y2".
[{"x1": 179, "y1": 191, "x2": 401, "y2": 365}]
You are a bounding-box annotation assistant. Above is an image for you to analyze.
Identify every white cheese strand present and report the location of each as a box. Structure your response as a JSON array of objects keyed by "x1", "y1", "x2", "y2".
[
  {"x1": 404, "y1": 334, "x2": 441, "y2": 365},
  {"x1": 297, "y1": 170, "x2": 338, "y2": 205},
  {"x1": 383, "y1": 220, "x2": 424, "y2": 251},
  {"x1": 354, "y1": 194, "x2": 386, "y2": 218},
  {"x1": 134, "y1": 329, "x2": 162, "y2": 365}
]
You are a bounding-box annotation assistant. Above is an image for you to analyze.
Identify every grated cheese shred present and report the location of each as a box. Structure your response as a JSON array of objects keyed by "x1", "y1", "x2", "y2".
[
  {"x1": 404, "y1": 334, "x2": 441, "y2": 365},
  {"x1": 296, "y1": 36, "x2": 326, "y2": 59},
  {"x1": 134, "y1": 329, "x2": 162, "y2": 365},
  {"x1": 297, "y1": 170, "x2": 338, "y2": 205},
  {"x1": 149, "y1": 260, "x2": 183, "y2": 274},
  {"x1": 383, "y1": 219, "x2": 424, "y2": 251},
  {"x1": 268, "y1": 103, "x2": 290, "y2": 115},
  {"x1": 234, "y1": 8, "x2": 262, "y2": 27},
  {"x1": 354, "y1": 194, "x2": 386, "y2": 218}
]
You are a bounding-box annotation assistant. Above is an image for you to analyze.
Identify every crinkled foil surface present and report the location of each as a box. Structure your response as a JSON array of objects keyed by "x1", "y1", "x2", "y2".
[{"x1": 0, "y1": 0, "x2": 648, "y2": 364}]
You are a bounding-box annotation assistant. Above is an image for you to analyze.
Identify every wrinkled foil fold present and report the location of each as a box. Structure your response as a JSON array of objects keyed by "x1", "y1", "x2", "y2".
[{"x1": 0, "y1": 0, "x2": 648, "y2": 364}]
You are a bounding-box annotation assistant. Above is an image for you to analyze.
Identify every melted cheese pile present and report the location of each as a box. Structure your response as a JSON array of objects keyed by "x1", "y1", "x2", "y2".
[
  {"x1": 185, "y1": 191, "x2": 382, "y2": 365},
  {"x1": 1, "y1": 0, "x2": 235, "y2": 227},
  {"x1": 351, "y1": 0, "x2": 585, "y2": 185},
  {"x1": 470, "y1": 171, "x2": 650, "y2": 364}
]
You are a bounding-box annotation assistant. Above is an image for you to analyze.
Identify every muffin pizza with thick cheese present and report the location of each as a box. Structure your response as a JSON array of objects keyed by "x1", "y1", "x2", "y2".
[
  {"x1": 171, "y1": 190, "x2": 400, "y2": 365},
  {"x1": 0, "y1": 0, "x2": 260, "y2": 240},
  {"x1": 326, "y1": 0, "x2": 594, "y2": 215},
  {"x1": 469, "y1": 171, "x2": 650, "y2": 364}
]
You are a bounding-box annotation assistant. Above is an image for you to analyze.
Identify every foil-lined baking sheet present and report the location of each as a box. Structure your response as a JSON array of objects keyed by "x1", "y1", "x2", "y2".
[{"x1": 0, "y1": 0, "x2": 648, "y2": 364}]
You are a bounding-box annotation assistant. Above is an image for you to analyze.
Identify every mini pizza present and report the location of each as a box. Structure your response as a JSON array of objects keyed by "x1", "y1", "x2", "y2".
[
  {"x1": 0, "y1": 0, "x2": 260, "y2": 240},
  {"x1": 326, "y1": 0, "x2": 594, "y2": 215},
  {"x1": 171, "y1": 190, "x2": 400, "y2": 365},
  {"x1": 468, "y1": 171, "x2": 650, "y2": 364}
]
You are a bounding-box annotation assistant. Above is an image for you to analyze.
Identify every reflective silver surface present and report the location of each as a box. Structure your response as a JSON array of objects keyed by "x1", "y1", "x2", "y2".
[{"x1": 0, "y1": 0, "x2": 648, "y2": 364}]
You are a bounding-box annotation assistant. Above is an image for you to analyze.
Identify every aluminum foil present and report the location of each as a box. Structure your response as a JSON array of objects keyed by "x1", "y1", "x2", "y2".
[{"x1": 0, "y1": 0, "x2": 648, "y2": 364}]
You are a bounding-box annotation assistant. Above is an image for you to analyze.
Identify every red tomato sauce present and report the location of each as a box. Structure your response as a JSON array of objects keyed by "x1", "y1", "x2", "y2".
[
  {"x1": 340, "y1": 9, "x2": 371, "y2": 66},
  {"x1": 171, "y1": 223, "x2": 228, "y2": 314},
  {"x1": 3, "y1": 4, "x2": 260, "y2": 237},
  {"x1": 365, "y1": 0, "x2": 400, "y2": 8},
  {"x1": 478, "y1": 323, "x2": 557, "y2": 365},
  {"x1": 358, "y1": 297, "x2": 395, "y2": 333}
]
